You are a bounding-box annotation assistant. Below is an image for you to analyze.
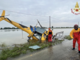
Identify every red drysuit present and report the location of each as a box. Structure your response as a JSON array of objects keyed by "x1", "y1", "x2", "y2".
[
  {"x1": 70, "y1": 28, "x2": 80, "y2": 51},
  {"x1": 48, "y1": 28, "x2": 53, "y2": 42},
  {"x1": 48, "y1": 33, "x2": 52, "y2": 42}
]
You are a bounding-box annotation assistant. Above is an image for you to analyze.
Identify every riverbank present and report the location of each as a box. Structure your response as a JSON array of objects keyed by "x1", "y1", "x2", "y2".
[
  {"x1": 0, "y1": 35, "x2": 72, "y2": 60},
  {"x1": 0, "y1": 39, "x2": 63, "y2": 60}
]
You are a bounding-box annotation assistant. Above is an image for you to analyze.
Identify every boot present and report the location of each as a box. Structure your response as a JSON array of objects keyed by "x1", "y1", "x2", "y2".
[
  {"x1": 78, "y1": 51, "x2": 80, "y2": 55},
  {"x1": 72, "y1": 48, "x2": 75, "y2": 50},
  {"x1": 79, "y1": 51, "x2": 80, "y2": 53}
]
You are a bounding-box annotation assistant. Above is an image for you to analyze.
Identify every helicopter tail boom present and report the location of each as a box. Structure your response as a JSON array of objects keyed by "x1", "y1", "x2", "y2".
[{"x1": 0, "y1": 10, "x2": 5, "y2": 21}]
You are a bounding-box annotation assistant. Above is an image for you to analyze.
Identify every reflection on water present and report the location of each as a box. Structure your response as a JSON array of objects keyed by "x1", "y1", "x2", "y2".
[
  {"x1": 48, "y1": 45, "x2": 53, "y2": 55},
  {"x1": 0, "y1": 28, "x2": 73, "y2": 46},
  {"x1": 79, "y1": 55, "x2": 80, "y2": 59}
]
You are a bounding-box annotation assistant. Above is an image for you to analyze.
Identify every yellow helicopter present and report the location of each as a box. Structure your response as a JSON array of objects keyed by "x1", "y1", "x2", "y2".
[{"x1": 0, "y1": 10, "x2": 63, "y2": 43}]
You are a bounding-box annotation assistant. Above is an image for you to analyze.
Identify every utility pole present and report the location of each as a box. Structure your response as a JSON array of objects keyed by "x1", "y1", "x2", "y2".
[
  {"x1": 49, "y1": 16, "x2": 51, "y2": 28},
  {"x1": 21, "y1": 21, "x2": 23, "y2": 39}
]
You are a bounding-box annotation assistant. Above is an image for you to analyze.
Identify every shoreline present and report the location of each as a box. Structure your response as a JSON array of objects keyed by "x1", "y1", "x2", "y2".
[
  {"x1": 0, "y1": 35, "x2": 71, "y2": 60},
  {"x1": 0, "y1": 39, "x2": 63, "y2": 60}
]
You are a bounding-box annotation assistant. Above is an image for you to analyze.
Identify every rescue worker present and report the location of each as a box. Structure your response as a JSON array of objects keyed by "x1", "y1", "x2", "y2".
[
  {"x1": 47, "y1": 28, "x2": 53, "y2": 42},
  {"x1": 70, "y1": 24, "x2": 80, "y2": 54}
]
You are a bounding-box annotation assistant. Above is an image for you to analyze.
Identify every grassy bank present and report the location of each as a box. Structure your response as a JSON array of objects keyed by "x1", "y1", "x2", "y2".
[{"x1": 0, "y1": 40, "x2": 63, "y2": 60}]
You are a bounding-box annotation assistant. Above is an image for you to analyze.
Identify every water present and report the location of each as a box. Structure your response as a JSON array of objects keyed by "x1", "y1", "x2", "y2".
[
  {"x1": 53, "y1": 28, "x2": 72, "y2": 35},
  {"x1": 0, "y1": 28, "x2": 73, "y2": 45},
  {"x1": 0, "y1": 29, "x2": 28, "y2": 46},
  {"x1": 1, "y1": 28, "x2": 79, "y2": 60}
]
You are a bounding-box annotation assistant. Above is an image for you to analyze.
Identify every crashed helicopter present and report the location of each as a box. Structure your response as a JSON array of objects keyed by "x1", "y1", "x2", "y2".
[{"x1": 0, "y1": 10, "x2": 64, "y2": 43}]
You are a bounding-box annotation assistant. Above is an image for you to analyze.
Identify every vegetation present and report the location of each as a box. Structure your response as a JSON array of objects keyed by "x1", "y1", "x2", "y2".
[
  {"x1": 0, "y1": 40, "x2": 63, "y2": 60},
  {"x1": 0, "y1": 27, "x2": 74, "y2": 29},
  {"x1": 64, "y1": 35, "x2": 72, "y2": 40},
  {"x1": 0, "y1": 27, "x2": 19, "y2": 29}
]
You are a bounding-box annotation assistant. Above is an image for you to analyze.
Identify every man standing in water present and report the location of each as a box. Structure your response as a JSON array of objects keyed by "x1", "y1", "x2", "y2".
[
  {"x1": 70, "y1": 24, "x2": 80, "y2": 54},
  {"x1": 47, "y1": 28, "x2": 53, "y2": 42}
]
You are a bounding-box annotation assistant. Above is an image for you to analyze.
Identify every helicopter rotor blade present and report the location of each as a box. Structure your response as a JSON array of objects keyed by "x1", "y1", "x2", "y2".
[{"x1": 37, "y1": 20, "x2": 43, "y2": 28}]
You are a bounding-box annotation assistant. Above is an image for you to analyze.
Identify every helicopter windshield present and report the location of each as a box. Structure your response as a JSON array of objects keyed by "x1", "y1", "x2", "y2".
[
  {"x1": 36, "y1": 27, "x2": 46, "y2": 34},
  {"x1": 33, "y1": 27, "x2": 46, "y2": 40}
]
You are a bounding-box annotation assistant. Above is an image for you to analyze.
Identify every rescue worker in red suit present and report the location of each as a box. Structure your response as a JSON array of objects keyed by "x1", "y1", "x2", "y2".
[
  {"x1": 70, "y1": 24, "x2": 80, "y2": 53},
  {"x1": 47, "y1": 28, "x2": 53, "y2": 42}
]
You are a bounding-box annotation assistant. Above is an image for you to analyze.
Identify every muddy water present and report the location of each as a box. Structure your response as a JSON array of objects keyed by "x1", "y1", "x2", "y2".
[
  {"x1": 0, "y1": 28, "x2": 72, "y2": 45},
  {"x1": 0, "y1": 29, "x2": 28, "y2": 54},
  {"x1": 0, "y1": 29, "x2": 28, "y2": 45},
  {"x1": 0, "y1": 28, "x2": 80, "y2": 60}
]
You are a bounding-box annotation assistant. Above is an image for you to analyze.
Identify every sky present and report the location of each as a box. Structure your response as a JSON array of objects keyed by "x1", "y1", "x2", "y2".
[{"x1": 0, "y1": 0, "x2": 80, "y2": 27}]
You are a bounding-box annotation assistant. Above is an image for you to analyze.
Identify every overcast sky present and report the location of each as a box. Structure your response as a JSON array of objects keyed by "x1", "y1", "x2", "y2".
[{"x1": 0, "y1": 0, "x2": 80, "y2": 27}]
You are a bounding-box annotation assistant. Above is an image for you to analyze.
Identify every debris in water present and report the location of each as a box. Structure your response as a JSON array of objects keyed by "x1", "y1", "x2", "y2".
[{"x1": 29, "y1": 45, "x2": 40, "y2": 49}]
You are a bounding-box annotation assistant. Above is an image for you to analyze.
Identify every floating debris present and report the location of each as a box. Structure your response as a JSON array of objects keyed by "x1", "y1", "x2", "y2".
[{"x1": 29, "y1": 45, "x2": 40, "y2": 49}]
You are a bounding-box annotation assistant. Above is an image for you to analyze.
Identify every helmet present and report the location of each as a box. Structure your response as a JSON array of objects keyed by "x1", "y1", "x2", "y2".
[{"x1": 74, "y1": 24, "x2": 78, "y2": 30}]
